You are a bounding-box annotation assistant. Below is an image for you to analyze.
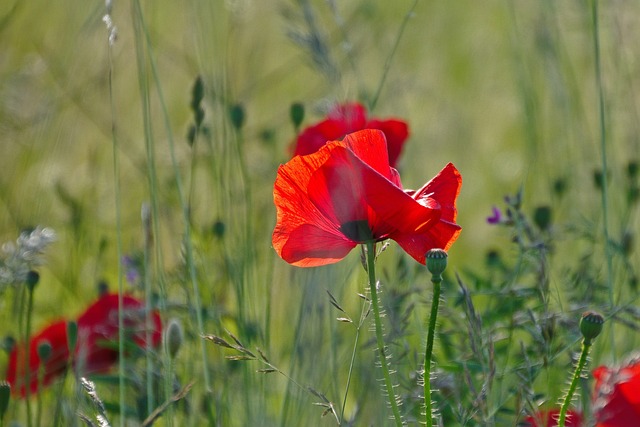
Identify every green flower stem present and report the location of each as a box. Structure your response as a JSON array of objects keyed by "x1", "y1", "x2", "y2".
[
  {"x1": 558, "y1": 339, "x2": 592, "y2": 427},
  {"x1": 24, "y1": 285, "x2": 35, "y2": 427},
  {"x1": 365, "y1": 241, "x2": 403, "y2": 427},
  {"x1": 424, "y1": 274, "x2": 441, "y2": 427}
]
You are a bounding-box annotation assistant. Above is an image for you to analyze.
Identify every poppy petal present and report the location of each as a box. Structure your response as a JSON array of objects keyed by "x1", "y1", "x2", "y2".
[
  {"x1": 342, "y1": 129, "x2": 393, "y2": 180},
  {"x1": 292, "y1": 119, "x2": 349, "y2": 157},
  {"x1": 410, "y1": 163, "x2": 461, "y2": 223},
  {"x1": 274, "y1": 142, "x2": 360, "y2": 266},
  {"x1": 278, "y1": 223, "x2": 357, "y2": 267},
  {"x1": 366, "y1": 119, "x2": 409, "y2": 167},
  {"x1": 6, "y1": 320, "x2": 70, "y2": 397},
  {"x1": 328, "y1": 102, "x2": 367, "y2": 129},
  {"x1": 393, "y1": 220, "x2": 462, "y2": 264}
]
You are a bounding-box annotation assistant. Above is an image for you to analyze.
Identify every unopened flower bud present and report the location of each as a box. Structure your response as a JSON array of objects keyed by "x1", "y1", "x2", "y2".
[
  {"x1": 426, "y1": 249, "x2": 448, "y2": 278},
  {"x1": 26, "y1": 270, "x2": 39, "y2": 291},
  {"x1": 165, "y1": 319, "x2": 184, "y2": 359},
  {"x1": 37, "y1": 340, "x2": 52, "y2": 362},
  {"x1": 290, "y1": 102, "x2": 305, "y2": 129},
  {"x1": 580, "y1": 311, "x2": 604, "y2": 343},
  {"x1": 533, "y1": 206, "x2": 552, "y2": 231},
  {"x1": 229, "y1": 104, "x2": 245, "y2": 130}
]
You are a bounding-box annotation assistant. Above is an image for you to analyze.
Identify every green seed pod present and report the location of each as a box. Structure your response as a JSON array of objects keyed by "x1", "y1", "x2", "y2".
[
  {"x1": 426, "y1": 249, "x2": 448, "y2": 278},
  {"x1": 580, "y1": 311, "x2": 604, "y2": 343}
]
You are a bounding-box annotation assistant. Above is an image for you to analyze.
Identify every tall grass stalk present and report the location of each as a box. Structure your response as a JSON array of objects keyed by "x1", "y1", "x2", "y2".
[
  {"x1": 130, "y1": 1, "x2": 214, "y2": 421},
  {"x1": 103, "y1": 2, "x2": 126, "y2": 424},
  {"x1": 590, "y1": 0, "x2": 614, "y2": 346},
  {"x1": 369, "y1": 0, "x2": 418, "y2": 112},
  {"x1": 365, "y1": 241, "x2": 403, "y2": 426}
]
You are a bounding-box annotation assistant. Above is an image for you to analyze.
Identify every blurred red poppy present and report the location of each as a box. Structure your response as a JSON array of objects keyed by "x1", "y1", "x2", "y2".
[
  {"x1": 522, "y1": 409, "x2": 582, "y2": 426},
  {"x1": 292, "y1": 102, "x2": 409, "y2": 167},
  {"x1": 6, "y1": 320, "x2": 70, "y2": 397},
  {"x1": 593, "y1": 356, "x2": 640, "y2": 427},
  {"x1": 273, "y1": 129, "x2": 461, "y2": 267},
  {"x1": 75, "y1": 293, "x2": 162, "y2": 374}
]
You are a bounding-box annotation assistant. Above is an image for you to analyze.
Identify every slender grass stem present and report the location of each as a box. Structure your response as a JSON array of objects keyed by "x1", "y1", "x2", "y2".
[
  {"x1": 365, "y1": 241, "x2": 402, "y2": 427},
  {"x1": 591, "y1": 0, "x2": 615, "y2": 362},
  {"x1": 24, "y1": 284, "x2": 34, "y2": 427},
  {"x1": 131, "y1": 1, "x2": 213, "y2": 419},
  {"x1": 370, "y1": 0, "x2": 418, "y2": 112},
  {"x1": 104, "y1": 4, "x2": 126, "y2": 423}
]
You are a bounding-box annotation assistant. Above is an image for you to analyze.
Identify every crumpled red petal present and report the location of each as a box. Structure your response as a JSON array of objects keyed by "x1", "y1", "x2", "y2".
[{"x1": 365, "y1": 119, "x2": 409, "y2": 168}]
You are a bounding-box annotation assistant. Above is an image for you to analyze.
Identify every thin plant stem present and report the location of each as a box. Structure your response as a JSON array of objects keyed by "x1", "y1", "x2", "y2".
[
  {"x1": 131, "y1": 1, "x2": 213, "y2": 419},
  {"x1": 105, "y1": 2, "x2": 126, "y2": 423},
  {"x1": 24, "y1": 285, "x2": 34, "y2": 427},
  {"x1": 424, "y1": 276, "x2": 441, "y2": 427},
  {"x1": 590, "y1": 0, "x2": 615, "y2": 359},
  {"x1": 365, "y1": 241, "x2": 403, "y2": 427},
  {"x1": 340, "y1": 283, "x2": 370, "y2": 425},
  {"x1": 558, "y1": 339, "x2": 592, "y2": 427},
  {"x1": 369, "y1": 0, "x2": 418, "y2": 112}
]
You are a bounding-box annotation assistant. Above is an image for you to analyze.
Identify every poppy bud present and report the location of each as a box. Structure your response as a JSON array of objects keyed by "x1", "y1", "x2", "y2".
[
  {"x1": 229, "y1": 104, "x2": 245, "y2": 130},
  {"x1": 533, "y1": 206, "x2": 552, "y2": 231},
  {"x1": 26, "y1": 270, "x2": 39, "y2": 291},
  {"x1": 426, "y1": 249, "x2": 448, "y2": 278},
  {"x1": 37, "y1": 340, "x2": 52, "y2": 362},
  {"x1": 580, "y1": 311, "x2": 604, "y2": 343},
  {"x1": 290, "y1": 102, "x2": 305, "y2": 129},
  {"x1": 165, "y1": 318, "x2": 184, "y2": 359},
  {"x1": 212, "y1": 220, "x2": 225, "y2": 239},
  {"x1": 190, "y1": 75, "x2": 205, "y2": 112},
  {"x1": 0, "y1": 381, "x2": 10, "y2": 421},
  {"x1": 627, "y1": 161, "x2": 638, "y2": 180}
]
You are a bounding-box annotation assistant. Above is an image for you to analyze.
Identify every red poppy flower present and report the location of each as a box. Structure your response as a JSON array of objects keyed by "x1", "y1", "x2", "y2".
[
  {"x1": 273, "y1": 129, "x2": 461, "y2": 267},
  {"x1": 75, "y1": 293, "x2": 162, "y2": 374},
  {"x1": 523, "y1": 409, "x2": 582, "y2": 426},
  {"x1": 292, "y1": 102, "x2": 409, "y2": 167},
  {"x1": 6, "y1": 320, "x2": 70, "y2": 397},
  {"x1": 593, "y1": 355, "x2": 640, "y2": 427}
]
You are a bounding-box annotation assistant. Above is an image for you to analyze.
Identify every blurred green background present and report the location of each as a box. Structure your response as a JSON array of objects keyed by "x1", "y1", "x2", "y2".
[{"x1": 1, "y1": 0, "x2": 639, "y2": 425}]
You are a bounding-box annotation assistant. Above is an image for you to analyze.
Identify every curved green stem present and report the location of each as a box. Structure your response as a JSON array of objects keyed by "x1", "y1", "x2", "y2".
[
  {"x1": 558, "y1": 339, "x2": 592, "y2": 427},
  {"x1": 424, "y1": 276, "x2": 441, "y2": 427},
  {"x1": 365, "y1": 241, "x2": 403, "y2": 427}
]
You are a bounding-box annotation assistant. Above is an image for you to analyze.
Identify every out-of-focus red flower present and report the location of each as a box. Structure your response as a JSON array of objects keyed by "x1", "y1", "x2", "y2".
[
  {"x1": 6, "y1": 320, "x2": 70, "y2": 397},
  {"x1": 75, "y1": 293, "x2": 162, "y2": 375},
  {"x1": 292, "y1": 102, "x2": 409, "y2": 167},
  {"x1": 522, "y1": 409, "x2": 582, "y2": 426},
  {"x1": 593, "y1": 355, "x2": 640, "y2": 427},
  {"x1": 273, "y1": 129, "x2": 461, "y2": 267}
]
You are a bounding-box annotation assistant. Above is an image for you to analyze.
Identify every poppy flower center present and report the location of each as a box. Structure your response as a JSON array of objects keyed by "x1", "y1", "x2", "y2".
[{"x1": 339, "y1": 220, "x2": 374, "y2": 242}]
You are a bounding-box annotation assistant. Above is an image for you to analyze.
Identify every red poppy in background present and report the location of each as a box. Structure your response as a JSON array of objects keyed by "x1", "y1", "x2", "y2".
[
  {"x1": 292, "y1": 102, "x2": 409, "y2": 167},
  {"x1": 6, "y1": 320, "x2": 70, "y2": 397},
  {"x1": 522, "y1": 409, "x2": 582, "y2": 426},
  {"x1": 593, "y1": 355, "x2": 640, "y2": 427},
  {"x1": 75, "y1": 293, "x2": 162, "y2": 375},
  {"x1": 273, "y1": 129, "x2": 461, "y2": 267}
]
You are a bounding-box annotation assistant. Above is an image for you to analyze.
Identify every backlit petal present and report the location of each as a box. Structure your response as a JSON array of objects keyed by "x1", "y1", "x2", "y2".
[{"x1": 366, "y1": 119, "x2": 409, "y2": 167}]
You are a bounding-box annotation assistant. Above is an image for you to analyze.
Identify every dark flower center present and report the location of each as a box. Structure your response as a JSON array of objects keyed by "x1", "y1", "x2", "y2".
[{"x1": 339, "y1": 220, "x2": 373, "y2": 242}]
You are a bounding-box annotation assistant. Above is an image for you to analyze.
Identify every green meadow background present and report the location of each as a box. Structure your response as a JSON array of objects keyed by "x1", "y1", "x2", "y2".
[{"x1": 1, "y1": 0, "x2": 639, "y2": 425}]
